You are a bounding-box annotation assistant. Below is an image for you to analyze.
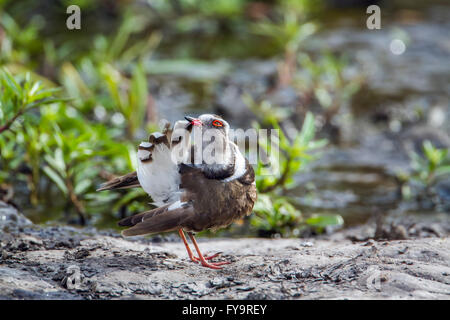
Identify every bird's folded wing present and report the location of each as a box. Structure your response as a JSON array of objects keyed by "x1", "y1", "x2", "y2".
[
  {"x1": 119, "y1": 203, "x2": 194, "y2": 236},
  {"x1": 118, "y1": 203, "x2": 171, "y2": 227}
]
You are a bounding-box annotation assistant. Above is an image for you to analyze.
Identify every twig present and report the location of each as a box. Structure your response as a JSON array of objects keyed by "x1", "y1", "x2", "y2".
[
  {"x1": 0, "y1": 108, "x2": 26, "y2": 134},
  {"x1": 0, "y1": 102, "x2": 44, "y2": 134}
]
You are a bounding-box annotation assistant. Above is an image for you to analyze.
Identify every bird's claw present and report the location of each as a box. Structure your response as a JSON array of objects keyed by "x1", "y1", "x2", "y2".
[
  {"x1": 188, "y1": 252, "x2": 230, "y2": 269},
  {"x1": 199, "y1": 260, "x2": 231, "y2": 269}
]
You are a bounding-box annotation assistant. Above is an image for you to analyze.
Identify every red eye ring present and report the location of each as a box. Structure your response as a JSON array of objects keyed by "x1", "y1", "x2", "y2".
[{"x1": 212, "y1": 120, "x2": 223, "y2": 127}]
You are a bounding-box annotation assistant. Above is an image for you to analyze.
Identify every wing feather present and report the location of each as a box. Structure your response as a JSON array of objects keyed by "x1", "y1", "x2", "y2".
[
  {"x1": 120, "y1": 204, "x2": 194, "y2": 236},
  {"x1": 98, "y1": 120, "x2": 192, "y2": 207},
  {"x1": 96, "y1": 171, "x2": 140, "y2": 191},
  {"x1": 136, "y1": 120, "x2": 191, "y2": 206}
]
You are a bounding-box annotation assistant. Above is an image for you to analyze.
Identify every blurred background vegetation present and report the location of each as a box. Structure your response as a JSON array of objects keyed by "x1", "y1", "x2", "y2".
[{"x1": 0, "y1": 0, "x2": 448, "y2": 238}]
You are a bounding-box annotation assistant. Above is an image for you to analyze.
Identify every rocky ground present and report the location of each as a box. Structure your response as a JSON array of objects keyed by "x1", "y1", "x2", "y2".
[{"x1": 0, "y1": 201, "x2": 449, "y2": 300}]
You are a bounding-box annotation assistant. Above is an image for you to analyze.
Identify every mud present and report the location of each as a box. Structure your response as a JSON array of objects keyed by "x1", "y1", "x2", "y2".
[{"x1": 1, "y1": 202, "x2": 449, "y2": 300}]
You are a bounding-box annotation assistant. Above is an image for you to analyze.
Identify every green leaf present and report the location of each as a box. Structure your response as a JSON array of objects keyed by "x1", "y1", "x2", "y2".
[
  {"x1": 1, "y1": 69, "x2": 21, "y2": 98},
  {"x1": 298, "y1": 112, "x2": 315, "y2": 146},
  {"x1": 43, "y1": 165, "x2": 68, "y2": 195},
  {"x1": 74, "y1": 179, "x2": 92, "y2": 195},
  {"x1": 44, "y1": 148, "x2": 66, "y2": 176},
  {"x1": 306, "y1": 214, "x2": 344, "y2": 228}
]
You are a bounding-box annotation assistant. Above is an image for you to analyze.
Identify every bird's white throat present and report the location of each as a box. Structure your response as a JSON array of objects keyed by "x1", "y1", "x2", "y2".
[{"x1": 222, "y1": 143, "x2": 246, "y2": 182}]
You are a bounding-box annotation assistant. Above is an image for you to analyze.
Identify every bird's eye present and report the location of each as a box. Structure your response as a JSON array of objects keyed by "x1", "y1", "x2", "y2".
[{"x1": 212, "y1": 120, "x2": 223, "y2": 127}]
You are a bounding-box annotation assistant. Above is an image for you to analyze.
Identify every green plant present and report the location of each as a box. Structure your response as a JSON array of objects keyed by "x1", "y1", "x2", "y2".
[
  {"x1": 294, "y1": 52, "x2": 363, "y2": 127},
  {"x1": 253, "y1": 110, "x2": 327, "y2": 193},
  {"x1": 305, "y1": 214, "x2": 344, "y2": 234},
  {"x1": 37, "y1": 101, "x2": 152, "y2": 225},
  {"x1": 252, "y1": 13, "x2": 316, "y2": 86},
  {"x1": 1, "y1": 0, "x2": 350, "y2": 234},
  {"x1": 399, "y1": 141, "x2": 450, "y2": 201},
  {"x1": 411, "y1": 141, "x2": 449, "y2": 186},
  {"x1": 251, "y1": 194, "x2": 302, "y2": 236},
  {"x1": 99, "y1": 62, "x2": 149, "y2": 139},
  {"x1": 251, "y1": 7, "x2": 362, "y2": 128},
  {"x1": 246, "y1": 100, "x2": 342, "y2": 237},
  {"x1": 0, "y1": 68, "x2": 150, "y2": 224},
  {"x1": 41, "y1": 121, "x2": 99, "y2": 225},
  {"x1": 0, "y1": 12, "x2": 45, "y2": 67},
  {"x1": 0, "y1": 130, "x2": 17, "y2": 180},
  {"x1": 0, "y1": 69, "x2": 65, "y2": 202},
  {"x1": 0, "y1": 69, "x2": 62, "y2": 134}
]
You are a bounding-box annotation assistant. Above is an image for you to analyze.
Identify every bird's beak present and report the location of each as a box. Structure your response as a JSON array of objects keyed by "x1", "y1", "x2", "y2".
[{"x1": 185, "y1": 116, "x2": 202, "y2": 126}]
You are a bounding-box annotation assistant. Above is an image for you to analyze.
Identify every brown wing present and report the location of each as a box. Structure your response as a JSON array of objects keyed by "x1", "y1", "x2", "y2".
[
  {"x1": 178, "y1": 162, "x2": 257, "y2": 232},
  {"x1": 96, "y1": 171, "x2": 140, "y2": 191},
  {"x1": 120, "y1": 203, "x2": 195, "y2": 236},
  {"x1": 118, "y1": 203, "x2": 171, "y2": 227},
  {"x1": 118, "y1": 161, "x2": 256, "y2": 236}
]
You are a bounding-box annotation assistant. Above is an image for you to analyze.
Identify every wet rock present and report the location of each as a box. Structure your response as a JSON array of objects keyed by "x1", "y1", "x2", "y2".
[
  {"x1": 376, "y1": 223, "x2": 409, "y2": 241},
  {"x1": 74, "y1": 248, "x2": 90, "y2": 260},
  {"x1": 3, "y1": 235, "x2": 44, "y2": 252},
  {"x1": 399, "y1": 125, "x2": 450, "y2": 156},
  {"x1": 0, "y1": 201, "x2": 32, "y2": 233},
  {"x1": 245, "y1": 291, "x2": 274, "y2": 300}
]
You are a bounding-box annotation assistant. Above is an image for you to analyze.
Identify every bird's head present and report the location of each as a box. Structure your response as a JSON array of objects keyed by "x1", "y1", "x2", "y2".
[
  {"x1": 185, "y1": 114, "x2": 230, "y2": 139},
  {"x1": 184, "y1": 114, "x2": 236, "y2": 178}
]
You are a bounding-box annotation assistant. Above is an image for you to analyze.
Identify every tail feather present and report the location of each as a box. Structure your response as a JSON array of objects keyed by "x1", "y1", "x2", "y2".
[{"x1": 97, "y1": 171, "x2": 140, "y2": 191}]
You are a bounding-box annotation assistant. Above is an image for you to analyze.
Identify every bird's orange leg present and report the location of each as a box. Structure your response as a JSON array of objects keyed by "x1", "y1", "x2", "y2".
[
  {"x1": 178, "y1": 229, "x2": 198, "y2": 263},
  {"x1": 178, "y1": 229, "x2": 223, "y2": 263},
  {"x1": 187, "y1": 232, "x2": 231, "y2": 269}
]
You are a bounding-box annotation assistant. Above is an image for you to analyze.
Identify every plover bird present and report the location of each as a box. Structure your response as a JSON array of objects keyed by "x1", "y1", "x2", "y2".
[{"x1": 98, "y1": 114, "x2": 257, "y2": 269}]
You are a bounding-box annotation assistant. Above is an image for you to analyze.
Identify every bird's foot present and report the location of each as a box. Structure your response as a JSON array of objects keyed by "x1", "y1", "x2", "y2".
[
  {"x1": 198, "y1": 260, "x2": 231, "y2": 270},
  {"x1": 184, "y1": 232, "x2": 231, "y2": 269},
  {"x1": 188, "y1": 252, "x2": 231, "y2": 269},
  {"x1": 190, "y1": 252, "x2": 223, "y2": 262},
  {"x1": 202, "y1": 252, "x2": 223, "y2": 261}
]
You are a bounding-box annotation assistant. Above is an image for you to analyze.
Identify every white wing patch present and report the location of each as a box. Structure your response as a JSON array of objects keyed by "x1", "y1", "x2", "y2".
[
  {"x1": 137, "y1": 142, "x2": 180, "y2": 207},
  {"x1": 136, "y1": 120, "x2": 192, "y2": 207}
]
